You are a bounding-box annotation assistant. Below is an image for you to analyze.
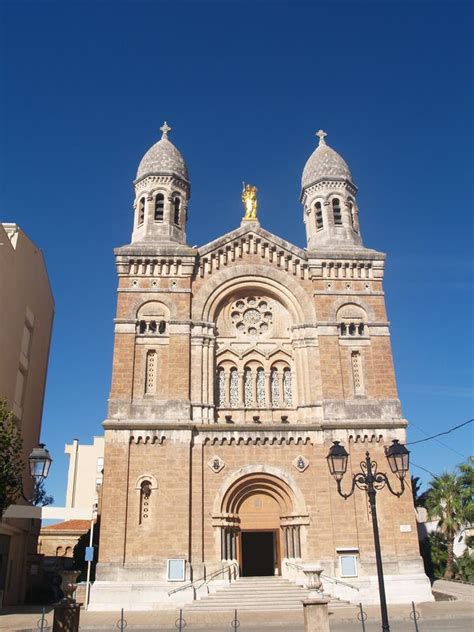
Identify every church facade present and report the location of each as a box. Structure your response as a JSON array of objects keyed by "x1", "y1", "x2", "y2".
[{"x1": 90, "y1": 125, "x2": 432, "y2": 609}]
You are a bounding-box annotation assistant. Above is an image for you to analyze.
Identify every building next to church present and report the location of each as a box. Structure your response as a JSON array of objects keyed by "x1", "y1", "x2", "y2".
[
  {"x1": 0, "y1": 224, "x2": 54, "y2": 605},
  {"x1": 38, "y1": 437, "x2": 104, "y2": 567},
  {"x1": 90, "y1": 125, "x2": 433, "y2": 610}
]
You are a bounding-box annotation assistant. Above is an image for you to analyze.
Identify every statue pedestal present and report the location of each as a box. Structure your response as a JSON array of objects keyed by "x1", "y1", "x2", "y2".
[
  {"x1": 302, "y1": 597, "x2": 330, "y2": 632},
  {"x1": 52, "y1": 599, "x2": 82, "y2": 632}
]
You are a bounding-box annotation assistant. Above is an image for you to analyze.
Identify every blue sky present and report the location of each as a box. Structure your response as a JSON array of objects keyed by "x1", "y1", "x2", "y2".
[{"x1": 1, "y1": 1, "x2": 472, "y2": 505}]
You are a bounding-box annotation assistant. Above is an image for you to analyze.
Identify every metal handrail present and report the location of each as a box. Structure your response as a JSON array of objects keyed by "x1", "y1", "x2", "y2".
[
  {"x1": 284, "y1": 560, "x2": 359, "y2": 591},
  {"x1": 321, "y1": 573, "x2": 359, "y2": 591},
  {"x1": 168, "y1": 562, "x2": 239, "y2": 596}
]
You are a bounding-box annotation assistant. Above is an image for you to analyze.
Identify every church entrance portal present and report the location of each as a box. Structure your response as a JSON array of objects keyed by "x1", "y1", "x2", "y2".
[{"x1": 240, "y1": 530, "x2": 277, "y2": 576}]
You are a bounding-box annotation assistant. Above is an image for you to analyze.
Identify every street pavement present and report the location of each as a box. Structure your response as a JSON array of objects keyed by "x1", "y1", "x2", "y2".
[{"x1": 1, "y1": 600, "x2": 472, "y2": 631}]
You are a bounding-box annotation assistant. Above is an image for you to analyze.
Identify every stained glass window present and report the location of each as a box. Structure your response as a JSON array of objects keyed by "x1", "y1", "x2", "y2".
[
  {"x1": 244, "y1": 368, "x2": 253, "y2": 407},
  {"x1": 230, "y1": 368, "x2": 239, "y2": 407},
  {"x1": 256, "y1": 368, "x2": 266, "y2": 407},
  {"x1": 283, "y1": 368, "x2": 293, "y2": 406},
  {"x1": 217, "y1": 367, "x2": 226, "y2": 406},
  {"x1": 271, "y1": 368, "x2": 280, "y2": 407}
]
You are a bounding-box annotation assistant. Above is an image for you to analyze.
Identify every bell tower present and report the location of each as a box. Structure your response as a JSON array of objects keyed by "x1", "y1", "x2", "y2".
[
  {"x1": 132, "y1": 122, "x2": 190, "y2": 245},
  {"x1": 301, "y1": 130, "x2": 362, "y2": 251}
]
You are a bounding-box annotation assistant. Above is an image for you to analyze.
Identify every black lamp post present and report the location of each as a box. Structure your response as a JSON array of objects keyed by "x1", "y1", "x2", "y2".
[
  {"x1": 326, "y1": 439, "x2": 410, "y2": 632},
  {"x1": 23, "y1": 443, "x2": 53, "y2": 503}
]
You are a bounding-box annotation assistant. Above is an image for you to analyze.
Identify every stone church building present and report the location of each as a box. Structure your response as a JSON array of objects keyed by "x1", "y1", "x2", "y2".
[{"x1": 90, "y1": 125, "x2": 432, "y2": 609}]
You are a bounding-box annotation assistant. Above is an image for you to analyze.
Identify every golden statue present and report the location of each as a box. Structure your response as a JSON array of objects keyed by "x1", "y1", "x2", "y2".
[{"x1": 241, "y1": 182, "x2": 258, "y2": 220}]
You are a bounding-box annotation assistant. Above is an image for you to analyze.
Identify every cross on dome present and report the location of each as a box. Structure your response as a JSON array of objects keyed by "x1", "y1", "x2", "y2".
[
  {"x1": 160, "y1": 121, "x2": 172, "y2": 139},
  {"x1": 316, "y1": 129, "x2": 327, "y2": 145}
]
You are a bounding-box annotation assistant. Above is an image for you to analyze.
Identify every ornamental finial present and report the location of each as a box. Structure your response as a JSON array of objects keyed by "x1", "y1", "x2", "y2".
[
  {"x1": 160, "y1": 121, "x2": 171, "y2": 139},
  {"x1": 241, "y1": 182, "x2": 258, "y2": 221},
  {"x1": 316, "y1": 129, "x2": 327, "y2": 145}
]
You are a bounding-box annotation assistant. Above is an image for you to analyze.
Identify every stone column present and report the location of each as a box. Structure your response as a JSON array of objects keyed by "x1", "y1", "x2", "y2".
[{"x1": 264, "y1": 371, "x2": 271, "y2": 409}]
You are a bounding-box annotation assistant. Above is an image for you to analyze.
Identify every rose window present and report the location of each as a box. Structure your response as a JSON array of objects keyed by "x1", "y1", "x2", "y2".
[{"x1": 231, "y1": 296, "x2": 273, "y2": 337}]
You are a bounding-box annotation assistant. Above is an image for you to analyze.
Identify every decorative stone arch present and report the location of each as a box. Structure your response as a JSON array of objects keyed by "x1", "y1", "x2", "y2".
[
  {"x1": 213, "y1": 465, "x2": 308, "y2": 518},
  {"x1": 192, "y1": 265, "x2": 316, "y2": 325},
  {"x1": 135, "y1": 474, "x2": 158, "y2": 491},
  {"x1": 213, "y1": 465, "x2": 310, "y2": 567},
  {"x1": 136, "y1": 300, "x2": 171, "y2": 321},
  {"x1": 330, "y1": 296, "x2": 376, "y2": 323}
]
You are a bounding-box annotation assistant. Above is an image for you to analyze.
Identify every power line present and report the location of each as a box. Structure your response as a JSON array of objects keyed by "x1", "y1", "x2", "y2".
[
  {"x1": 411, "y1": 461, "x2": 438, "y2": 478},
  {"x1": 406, "y1": 418, "x2": 474, "y2": 446},
  {"x1": 409, "y1": 421, "x2": 468, "y2": 458}
]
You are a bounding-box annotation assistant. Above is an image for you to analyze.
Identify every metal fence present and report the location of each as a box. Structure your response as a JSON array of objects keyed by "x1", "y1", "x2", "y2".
[{"x1": 31, "y1": 601, "x2": 428, "y2": 632}]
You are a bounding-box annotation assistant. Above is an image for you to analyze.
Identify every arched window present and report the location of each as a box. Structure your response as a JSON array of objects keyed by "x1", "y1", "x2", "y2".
[
  {"x1": 283, "y1": 368, "x2": 293, "y2": 406},
  {"x1": 271, "y1": 368, "x2": 280, "y2": 407},
  {"x1": 217, "y1": 367, "x2": 226, "y2": 407},
  {"x1": 229, "y1": 368, "x2": 239, "y2": 407},
  {"x1": 56, "y1": 546, "x2": 63, "y2": 557},
  {"x1": 65, "y1": 546, "x2": 72, "y2": 557},
  {"x1": 244, "y1": 368, "x2": 253, "y2": 407},
  {"x1": 138, "y1": 197, "x2": 146, "y2": 225},
  {"x1": 139, "y1": 480, "x2": 152, "y2": 524},
  {"x1": 173, "y1": 197, "x2": 181, "y2": 225},
  {"x1": 145, "y1": 350, "x2": 157, "y2": 394},
  {"x1": 154, "y1": 193, "x2": 164, "y2": 222},
  {"x1": 256, "y1": 368, "x2": 266, "y2": 407},
  {"x1": 351, "y1": 351, "x2": 364, "y2": 396},
  {"x1": 332, "y1": 198, "x2": 342, "y2": 225},
  {"x1": 315, "y1": 202, "x2": 323, "y2": 229}
]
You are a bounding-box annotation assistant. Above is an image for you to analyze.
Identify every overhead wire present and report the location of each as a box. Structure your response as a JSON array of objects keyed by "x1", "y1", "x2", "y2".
[
  {"x1": 406, "y1": 418, "x2": 473, "y2": 446},
  {"x1": 409, "y1": 421, "x2": 467, "y2": 458}
]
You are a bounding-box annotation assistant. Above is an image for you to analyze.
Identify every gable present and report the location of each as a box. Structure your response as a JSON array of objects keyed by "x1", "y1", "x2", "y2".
[{"x1": 196, "y1": 221, "x2": 309, "y2": 280}]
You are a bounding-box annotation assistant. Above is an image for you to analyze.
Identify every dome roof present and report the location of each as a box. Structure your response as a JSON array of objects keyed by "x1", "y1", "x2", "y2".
[
  {"x1": 301, "y1": 130, "x2": 352, "y2": 188},
  {"x1": 136, "y1": 122, "x2": 189, "y2": 182}
]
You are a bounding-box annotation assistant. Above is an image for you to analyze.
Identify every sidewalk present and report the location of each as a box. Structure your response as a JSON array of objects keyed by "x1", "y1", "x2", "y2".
[{"x1": 1, "y1": 600, "x2": 472, "y2": 631}]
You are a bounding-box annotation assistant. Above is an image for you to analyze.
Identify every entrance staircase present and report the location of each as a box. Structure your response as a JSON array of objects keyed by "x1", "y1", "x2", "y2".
[{"x1": 184, "y1": 576, "x2": 349, "y2": 612}]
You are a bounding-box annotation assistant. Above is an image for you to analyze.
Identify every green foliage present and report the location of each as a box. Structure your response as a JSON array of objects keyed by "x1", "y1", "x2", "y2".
[
  {"x1": 455, "y1": 548, "x2": 474, "y2": 583},
  {"x1": 33, "y1": 479, "x2": 54, "y2": 507},
  {"x1": 457, "y1": 457, "x2": 474, "y2": 525},
  {"x1": 411, "y1": 475, "x2": 428, "y2": 507},
  {"x1": 421, "y1": 531, "x2": 448, "y2": 579},
  {"x1": 423, "y1": 458, "x2": 474, "y2": 580},
  {"x1": 0, "y1": 399, "x2": 24, "y2": 516}
]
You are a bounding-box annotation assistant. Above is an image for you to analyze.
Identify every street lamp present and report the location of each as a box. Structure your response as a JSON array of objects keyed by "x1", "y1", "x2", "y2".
[
  {"x1": 28, "y1": 443, "x2": 53, "y2": 483},
  {"x1": 326, "y1": 439, "x2": 410, "y2": 632},
  {"x1": 22, "y1": 443, "x2": 53, "y2": 502}
]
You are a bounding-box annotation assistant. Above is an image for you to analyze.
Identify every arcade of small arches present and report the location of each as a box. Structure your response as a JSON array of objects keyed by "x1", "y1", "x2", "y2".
[
  {"x1": 136, "y1": 190, "x2": 184, "y2": 228},
  {"x1": 311, "y1": 195, "x2": 359, "y2": 233},
  {"x1": 216, "y1": 362, "x2": 293, "y2": 410}
]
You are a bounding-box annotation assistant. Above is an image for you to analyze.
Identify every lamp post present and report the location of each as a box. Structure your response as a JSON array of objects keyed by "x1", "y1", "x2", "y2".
[
  {"x1": 23, "y1": 443, "x2": 53, "y2": 503},
  {"x1": 326, "y1": 439, "x2": 410, "y2": 632}
]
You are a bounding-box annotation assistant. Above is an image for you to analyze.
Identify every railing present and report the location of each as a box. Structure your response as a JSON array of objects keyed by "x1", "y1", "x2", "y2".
[
  {"x1": 321, "y1": 573, "x2": 359, "y2": 591},
  {"x1": 284, "y1": 560, "x2": 360, "y2": 592},
  {"x1": 168, "y1": 561, "x2": 239, "y2": 599}
]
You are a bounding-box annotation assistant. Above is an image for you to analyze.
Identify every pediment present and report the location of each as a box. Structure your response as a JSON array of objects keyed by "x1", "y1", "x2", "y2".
[
  {"x1": 198, "y1": 221, "x2": 305, "y2": 258},
  {"x1": 197, "y1": 221, "x2": 308, "y2": 280}
]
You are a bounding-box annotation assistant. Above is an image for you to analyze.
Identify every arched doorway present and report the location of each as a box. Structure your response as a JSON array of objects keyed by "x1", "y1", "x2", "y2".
[{"x1": 217, "y1": 471, "x2": 306, "y2": 577}]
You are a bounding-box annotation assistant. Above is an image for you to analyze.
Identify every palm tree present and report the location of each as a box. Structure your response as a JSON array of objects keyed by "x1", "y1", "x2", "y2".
[{"x1": 425, "y1": 473, "x2": 470, "y2": 579}]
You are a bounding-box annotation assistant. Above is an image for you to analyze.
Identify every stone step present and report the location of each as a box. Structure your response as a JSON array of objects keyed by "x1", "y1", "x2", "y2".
[{"x1": 184, "y1": 576, "x2": 348, "y2": 612}]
